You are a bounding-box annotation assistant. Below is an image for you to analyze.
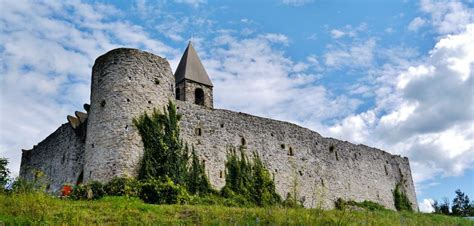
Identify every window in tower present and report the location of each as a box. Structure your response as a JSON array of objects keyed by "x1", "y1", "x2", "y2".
[{"x1": 195, "y1": 88, "x2": 204, "y2": 106}]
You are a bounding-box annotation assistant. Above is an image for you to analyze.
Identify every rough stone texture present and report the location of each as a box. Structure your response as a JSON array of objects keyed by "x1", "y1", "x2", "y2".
[
  {"x1": 20, "y1": 48, "x2": 417, "y2": 211},
  {"x1": 177, "y1": 80, "x2": 213, "y2": 108},
  {"x1": 83, "y1": 48, "x2": 175, "y2": 183},
  {"x1": 20, "y1": 123, "x2": 84, "y2": 192},
  {"x1": 176, "y1": 101, "x2": 417, "y2": 210}
]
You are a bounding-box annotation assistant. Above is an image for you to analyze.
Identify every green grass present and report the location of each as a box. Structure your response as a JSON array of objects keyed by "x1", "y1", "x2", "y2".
[{"x1": 0, "y1": 193, "x2": 472, "y2": 225}]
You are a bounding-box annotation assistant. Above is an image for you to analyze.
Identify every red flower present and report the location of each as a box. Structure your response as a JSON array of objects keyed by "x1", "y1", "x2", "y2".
[{"x1": 61, "y1": 185, "x2": 73, "y2": 197}]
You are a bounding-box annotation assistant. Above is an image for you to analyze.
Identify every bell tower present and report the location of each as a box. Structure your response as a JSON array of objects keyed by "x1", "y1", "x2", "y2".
[{"x1": 174, "y1": 42, "x2": 213, "y2": 108}]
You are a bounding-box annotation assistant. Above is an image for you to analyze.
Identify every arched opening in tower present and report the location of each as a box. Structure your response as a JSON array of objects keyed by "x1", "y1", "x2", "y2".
[{"x1": 195, "y1": 88, "x2": 204, "y2": 106}]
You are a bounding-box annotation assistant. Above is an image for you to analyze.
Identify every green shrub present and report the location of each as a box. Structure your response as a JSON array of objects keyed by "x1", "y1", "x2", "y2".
[
  {"x1": 283, "y1": 193, "x2": 303, "y2": 208},
  {"x1": 221, "y1": 147, "x2": 281, "y2": 207},
  {"x1": 189, "y1": 193, "x2": 225, "y2": 206},
  {"x1": 88, "y1": 181, "x2": 105, "y2": 199},
  {"x1": 335, "y1": 198, "x2": 346, "y2": 210},
  {"x1": 104, "y1": 177, "x2": 141, "y2": 197},
  {"x1": 139, "y1": 178, "x2": 190, "y2": 204},
  {"x1": 9, "y1": 170, "x2": 51, "y2": 194},
  {"x1": 134, "y1": 101, "x2": 213, "y2": 196},
  {"x1": 0, "y1": 157, "x2": 10, "y2": 192},
  {"x1": 358, "y1": 200, "x2": 386, "y2": 211},
  {"x1": 70, "y1": 184, "x2": 89, "y2": 200},
  {"x1": 133, "y1": 101, "x2": 188, "y2": 184},
  {"x1": 70, "y1": 181, "x2": 105, "y2": 200},
  {"x1": 10, "y1": 178, "x2": 36, "y2": 194},
  {"x1": 393, "y1": 183, "x2": 412, "y2": 211},
  {"x1": 8, "y1": 169, "x2": 50, "y2": 194},
  {"x1": 186, "y1": 146, "x2": 213, "y2": 195},
  {"x1": 335, "y1": 198, "x2": 386, "y2": 211}
]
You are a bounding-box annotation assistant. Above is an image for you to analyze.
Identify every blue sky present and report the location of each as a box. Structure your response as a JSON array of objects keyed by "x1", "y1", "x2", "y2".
[{"x1": 1, "y1": 0, "x2": 473, "y2": 212}]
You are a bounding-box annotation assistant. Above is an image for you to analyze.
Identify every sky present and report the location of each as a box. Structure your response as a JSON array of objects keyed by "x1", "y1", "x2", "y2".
[{"x1": 0, "y1": 0, "x2": 473, "y2": 212}]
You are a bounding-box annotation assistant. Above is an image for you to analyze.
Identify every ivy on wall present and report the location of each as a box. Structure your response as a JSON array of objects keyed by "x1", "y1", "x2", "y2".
[{"x1": 133, "y1": 100, "x2": 211, "y2": 195}]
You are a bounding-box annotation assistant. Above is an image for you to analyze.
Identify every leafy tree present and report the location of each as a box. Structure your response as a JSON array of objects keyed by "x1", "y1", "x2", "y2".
[
  {"x1": 186, "y1": 146, "x2": 212, "y2": 195},
  {"x1": 0, "y1": 157, "x2": 10, "y2": 191},
  {"x1": 452, "y1": 189, "x2": 471, "y2": 216},
  {"x1": 468, "y1": 201, "x2": 474, "y2": 216},
  {"x1": 222, "y1": 147, "x2": 252, "y2": 200},
  {"x1": 251, "y1": 150, "x2": 281, "y2": 206},
  {"x1": 431, "y1": 200, "x2": 442, "y2": 214},
  {"x1": 134, "y1": 100, "x2": 212, "y2": 196},
  {"x1": 221, "y1": 147, "x2": 281, "y2": 206},
  {"x1": 134, "y1": 100, "x2": 188, "y2": 185},
  {"x1": 393, "y1": 183, "x2": 412, "y2": 211}
]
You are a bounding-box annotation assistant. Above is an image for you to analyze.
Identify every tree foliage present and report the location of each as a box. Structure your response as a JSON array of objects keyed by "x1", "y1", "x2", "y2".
[
  {"x1": 133, "y1": 100, "x2": 212, "y2": 195},
  {"x1": 440, "y1": 198, "x2": 451, "y2": 215},
  {"x1": 133, "y1": 101, "x2": 188, "y2": 184},
  {"x1": 0, "y1": 157, "x2": 10, "y2": 191},
  {"x1": 451, "y1": 189, "x2": 471, "y2": 217},
  {"x1": 139, "y1": 177, "x2": 190, "y2": 204},
  {"x1": 221, "y1": 147, "x2": 281, "y2": 207},
  {"x1": 393, "y1": 183, "x2": 412, "y2": 211},
  {"x1": 431, "y1": 200, "x2": 441, "y2": 214},
  {"x1": 431, "y1": 190, "x2": 473, "y2": 216},
  {"x1": 186, "y1": 146, "x2": 212, "y2": 195}
]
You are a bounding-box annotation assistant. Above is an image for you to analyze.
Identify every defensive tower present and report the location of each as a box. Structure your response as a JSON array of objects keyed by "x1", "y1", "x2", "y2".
[
  {"x1": 174, "y1": 42, "x2": 214, "y2": 108},
  {"x1": 83, "y1": 48, "x2": 175, "y2": 183}
]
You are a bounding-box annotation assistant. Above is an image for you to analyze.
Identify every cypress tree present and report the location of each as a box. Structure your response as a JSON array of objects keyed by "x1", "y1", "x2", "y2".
[
  {"x1": 134, "y1": 100, "x2": 212, "y2": 195},
  {"x1": 187, "y1": 146, "x2": 212, "y2": 195},
  {"x1": 133, "y1": 100, "x2": 187, "y2": 184}
]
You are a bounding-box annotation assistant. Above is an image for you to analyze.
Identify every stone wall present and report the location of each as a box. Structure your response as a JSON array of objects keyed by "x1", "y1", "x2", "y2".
[
  {"x1": 20, "y1": 123, "x2": 84, "y2": 192},
  {"x1": 176, "y1": 101, "x2": 418, "y2": 210},
  {"x1": 84, "y1": 48, "x2": 175, "y2": 183},
  {"x1": 19, "y1": 48, "x2": 418, "y2": 211}
]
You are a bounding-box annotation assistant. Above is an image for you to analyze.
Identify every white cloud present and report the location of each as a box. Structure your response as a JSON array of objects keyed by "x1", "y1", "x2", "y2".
[
  {"x1": 419, "y1": 0, "x2": 474, "y2": 34},
  {"x1": 326, "y1": 24, "x2": 474, "y2": 189},
  {"x1": 258, "y1": 33, "x2": 289, "y2": 45},
  {"x1": 156, "y1": 17, "x2": 190, "y2": 42},
  {"x1": 204, "y1": 34, "x2": 359, "y2": 124},
  {"x1": 325, "y1": 38, "x2": 376, "y2": 68},
  {"x1": 330, "y1": 29, "x2": 346, "y2": 39},
  {"x1": 329, "y1": 23, "x2": 366, "y2": 39},
  {"x1": 408, "y1": 17, "x2": 426, "y2": 31},
  {"x1": 385, "y1": 27, "x2": 395, "y2": 34},
  {"x1": 174, "y1": 0, "x2": 207, "y2": 8},
  {"x1": 328, "y1": 111, "x2": 377, "y2": 144},
  {"x1": 419, "y1": 199, "x2": 435, "y2": 213},
  {"x1": 281, "y1": 0, "x2": 313, "y2": 7},
  {"x1": 0, "y1": 0, "x2": 178, "y2": 176}
]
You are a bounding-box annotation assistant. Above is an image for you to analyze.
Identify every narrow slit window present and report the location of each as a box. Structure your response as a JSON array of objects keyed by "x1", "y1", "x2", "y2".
[{"x1": 195, "y1": 128, "x2": 202, "y2": 136}]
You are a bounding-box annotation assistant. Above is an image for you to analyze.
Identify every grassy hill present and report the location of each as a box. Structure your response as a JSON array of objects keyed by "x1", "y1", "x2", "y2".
[{"x1": 1, "y1": 193, "x2": 472, "y2": 225}]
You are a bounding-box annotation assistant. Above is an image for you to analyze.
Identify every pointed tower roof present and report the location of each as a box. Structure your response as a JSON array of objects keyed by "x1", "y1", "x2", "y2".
[{"x1": 174, "y1": 42, "x2": 213, "y2": 87}]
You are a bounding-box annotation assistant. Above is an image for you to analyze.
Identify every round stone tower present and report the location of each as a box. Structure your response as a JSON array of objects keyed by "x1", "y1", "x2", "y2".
[{"x1": 84, "y1": 48, "x2": 175, "y2": 183}]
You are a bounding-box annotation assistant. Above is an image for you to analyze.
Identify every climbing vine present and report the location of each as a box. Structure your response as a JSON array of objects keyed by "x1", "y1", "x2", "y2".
[
  {"x1": 134, "y1": 101, "x2": 281, "y2": 206},
  {"x1": 393, "y1": 182, "x2": 412, "y2": 211},
  {"x1": 133, "y1": 100, "x2": 211, "y2": 195},
  {"x1": 221, "y1": 146, "x2": 281, "y2": 206}
]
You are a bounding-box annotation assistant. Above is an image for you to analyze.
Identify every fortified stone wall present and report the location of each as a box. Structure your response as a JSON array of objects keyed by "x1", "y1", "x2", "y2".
[
  {"x1": 20, "y1": 123, "x2": 84, "y2": 192},
  {"x1": 84, "y1": 48, "x2": 175, "y2": 183},
  {"x1": 19, "y1": 48, "x2": 418, "y2": 211},
  {"x1": 176, "y1": 101, "x2": 418, "y2": 210}
]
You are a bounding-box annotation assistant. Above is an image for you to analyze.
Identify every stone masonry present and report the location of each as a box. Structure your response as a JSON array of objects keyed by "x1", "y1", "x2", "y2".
[
  {"x1": 20, "y1": 45, "x2": 418, "y2": 211},
  {"x1": 20, "y1": 123, "x2": 84, "y2": 192}
]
